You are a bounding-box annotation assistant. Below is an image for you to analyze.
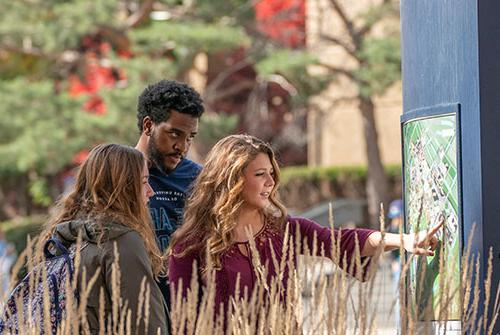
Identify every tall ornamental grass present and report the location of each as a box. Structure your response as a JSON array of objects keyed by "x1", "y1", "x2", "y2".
[{"x1": 0, "y1": 213, "x2": 498, "y2": 334}]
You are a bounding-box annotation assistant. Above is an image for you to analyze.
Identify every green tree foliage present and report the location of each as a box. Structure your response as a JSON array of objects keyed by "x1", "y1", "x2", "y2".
[
  {"x1": 0, "y1": 1, "x2": 120, "y2": 52},
  {"x1": 356, "y1": 35, "x2": 401, "y2": 98},
  {"x1": 0, "y1": 0, "x2": 322, "y2": 216},
  {"x1": 130, "y1": 22, "x2": 250, "y2": 54},
  {"x1": 0, "y1": 79, "x2": 84, "y2": 175},
  {"x1": 256, "y1": 49, "x2": 331, "y2": 105}
]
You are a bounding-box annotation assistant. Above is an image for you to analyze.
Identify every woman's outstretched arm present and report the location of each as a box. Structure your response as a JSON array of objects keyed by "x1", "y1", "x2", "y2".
[{"x1": 361, "y1": 220, "x2": 444, "y2": 257}]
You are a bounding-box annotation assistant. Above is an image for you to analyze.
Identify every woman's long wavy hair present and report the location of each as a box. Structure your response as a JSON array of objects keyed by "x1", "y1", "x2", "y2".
[
  {"x1": 38, "y1": 143, "x2": 164, "y2": 276},
  {"x1": 169, "y1": 134, "x2": 287, "y2": 270}
]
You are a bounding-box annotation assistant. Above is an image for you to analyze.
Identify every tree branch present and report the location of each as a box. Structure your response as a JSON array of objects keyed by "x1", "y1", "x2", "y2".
[
  {"x1": 97, "y1": 26, "x2": 130, "y2": 51},
  {"x1": 327, "y1": 0, "x2": 357, "y2": 40},
  {"x1": 0, "y1": 43, "x2": 50, "y2": 59},
  {"x1": 319, "y1": 33, "x2": 359, "y2": 60},
  {"x1": 206, "y1": 80, "x2": 255, "y2": 103},
  {"x1": 356, "y1": 24, "x2": 372, "y2": 39},
  {"x1": 204, "y1": 57, "x2": 253, "y2": 103},
  {"x1": 265, "y1": 74, "x2": 298, "y2": 96},
  {"x1": 125, "y1": 0, "x2": 155, "y2": 29},
  {"x1": 317, "y1": 63, "x2": 357, "y2": 81},
  {"x1": 356, "y1": 3, "x2": 397, "y2": 38}
]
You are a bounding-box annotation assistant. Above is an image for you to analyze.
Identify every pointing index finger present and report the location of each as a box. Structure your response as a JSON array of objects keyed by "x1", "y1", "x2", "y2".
[{"x1": 429, "y1": 216, "x2": 445, "y2": 236}]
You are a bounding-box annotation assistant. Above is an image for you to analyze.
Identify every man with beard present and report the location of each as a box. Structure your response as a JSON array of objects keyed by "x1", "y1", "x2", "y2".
[{"x1": 135, "y1": 80, "x2": 204, "y2": 308}]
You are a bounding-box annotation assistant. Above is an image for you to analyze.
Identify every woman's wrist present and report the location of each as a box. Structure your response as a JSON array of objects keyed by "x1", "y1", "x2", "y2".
[{"x1": 402, "y1": 233, "x2": 412, "y2": 252}]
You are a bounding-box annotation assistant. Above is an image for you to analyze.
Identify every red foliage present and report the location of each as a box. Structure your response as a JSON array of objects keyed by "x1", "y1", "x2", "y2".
[
  {"x1": 68, "y1": 53, "x2": 120, "y2": 115},
  {"x1": 72, "y1": 149, "x2": 89, "y2": 165},
  {"x1": 66, "y1": 37, "x2": 127, "y2": 166},
  {"x1": 68, "y1": 33, "x2": 129, "y2": 114},
  {"x1": 254, "y1": 0, "x2": 306, "y2": 48}
]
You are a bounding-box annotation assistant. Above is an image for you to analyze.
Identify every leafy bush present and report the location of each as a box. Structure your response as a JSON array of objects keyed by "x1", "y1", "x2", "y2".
[
  {"x1": 279, "y1": 165, "x2": 402, "y2": 212},
  {"x1": 1, "y1": 215, "x2": 45, "y2": 255},
  {"x1": 280, "y1": 164, "x2": 401, "y2": 184}
]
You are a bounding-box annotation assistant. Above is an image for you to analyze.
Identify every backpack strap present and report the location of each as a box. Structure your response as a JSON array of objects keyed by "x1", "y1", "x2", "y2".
[
  {"x1": 43, "y1": 238, "x2": 69, "y2": 258},
  {"x1": 43, "y1": 238, "x2": 89, "y2": 283}
]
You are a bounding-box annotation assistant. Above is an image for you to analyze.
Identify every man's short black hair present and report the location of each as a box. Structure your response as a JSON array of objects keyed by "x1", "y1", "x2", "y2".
[{"x1": 137, "y1": 80, "x2": 204, "y2": 132}]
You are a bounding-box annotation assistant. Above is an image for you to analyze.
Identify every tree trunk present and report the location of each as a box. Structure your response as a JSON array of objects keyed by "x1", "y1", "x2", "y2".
[{"x1": 359, "y1": 97, "x2": 390, "y2": 228}]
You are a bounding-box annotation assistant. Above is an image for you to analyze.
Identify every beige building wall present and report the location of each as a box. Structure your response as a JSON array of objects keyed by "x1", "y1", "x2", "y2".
[{"x1": 306, "y1": 0, "x2": 402, "y2": 167}]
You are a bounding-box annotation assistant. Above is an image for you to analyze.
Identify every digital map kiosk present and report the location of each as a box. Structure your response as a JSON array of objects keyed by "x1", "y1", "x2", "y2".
[{"x1": 401, "y1": 1, "x2": 499, "y2": 333}]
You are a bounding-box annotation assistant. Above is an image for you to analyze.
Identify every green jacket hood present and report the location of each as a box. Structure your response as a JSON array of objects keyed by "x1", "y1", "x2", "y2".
[{"x1": 55, "y1": 218, "x2": 133, "y2": 244}]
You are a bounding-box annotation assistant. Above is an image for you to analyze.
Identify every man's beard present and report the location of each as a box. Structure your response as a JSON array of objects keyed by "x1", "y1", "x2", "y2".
[{"x1": 148, "y1": 138, "x2": 173, "y2": 174}]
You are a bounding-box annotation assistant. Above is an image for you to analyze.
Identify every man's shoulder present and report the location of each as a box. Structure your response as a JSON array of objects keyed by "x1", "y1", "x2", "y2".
[
  {"x1": 148, "y1": 159, "x2": 201, "y2": 195},
  {"x1": 179, "y1": 158, "x2": 202, "y2": 171},
  {"x1": 149, "y1": 159, "x2": 201, "y2": 178},
  {"x1": 174, "y1": 158, "x2": 202, "y2": 176}
]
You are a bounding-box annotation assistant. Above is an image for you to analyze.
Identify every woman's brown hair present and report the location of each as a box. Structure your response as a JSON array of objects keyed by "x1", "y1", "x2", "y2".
[
  {"x1": 38, "y1": 143, "x2": 164, "y2": 275},
  {"x1": 169, "y1": 134, "x2": 287, "y2": 270}
]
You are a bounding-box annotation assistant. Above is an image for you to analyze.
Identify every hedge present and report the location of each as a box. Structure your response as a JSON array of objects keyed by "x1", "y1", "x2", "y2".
[
  {"x1": 280, "y1": 164, "x2": 402, "y2": 184},
  {"x1": 0, "y1": 215, "x2": 45, "y2": 255}
]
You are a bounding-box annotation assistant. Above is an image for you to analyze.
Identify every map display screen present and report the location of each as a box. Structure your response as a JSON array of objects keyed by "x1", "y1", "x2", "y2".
[{"x1": 403, "y1": 113, "x2": 461, "y2": 321}]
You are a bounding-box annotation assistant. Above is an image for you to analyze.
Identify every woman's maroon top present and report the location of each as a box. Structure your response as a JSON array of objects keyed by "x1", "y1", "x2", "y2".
[{"x1": 169, "y1": 216, "x2": 376, "y2": 310}]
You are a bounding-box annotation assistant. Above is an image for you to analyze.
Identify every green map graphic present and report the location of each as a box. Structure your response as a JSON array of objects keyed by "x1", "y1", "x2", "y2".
[{"x1": 403, "y1": 114, "x2": 461, "y2": 320}]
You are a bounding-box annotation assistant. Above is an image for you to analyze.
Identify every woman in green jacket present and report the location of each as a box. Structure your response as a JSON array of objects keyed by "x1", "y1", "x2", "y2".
[{"x1": 37, "y1": 143, "x2": 168, "y2": 334}]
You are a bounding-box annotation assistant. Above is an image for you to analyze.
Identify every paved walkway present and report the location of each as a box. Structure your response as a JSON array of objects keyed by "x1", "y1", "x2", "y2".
[{"x1": 301, "y1": 257, "x2": 399, "y2": 334}]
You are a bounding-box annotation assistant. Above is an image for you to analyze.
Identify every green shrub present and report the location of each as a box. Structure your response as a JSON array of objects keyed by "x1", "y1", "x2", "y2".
[
  {"x1": 280, "y1": 164, "x2": 402, "y2": 184},
  {"x1": 0, "y1": 215, "x2": 45, "y2": 255}
]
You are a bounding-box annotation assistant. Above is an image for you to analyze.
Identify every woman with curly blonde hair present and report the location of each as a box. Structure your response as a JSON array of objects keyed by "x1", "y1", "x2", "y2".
[{"x1": 168, "y1": 134, "x2": 442, "y2": 315}]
